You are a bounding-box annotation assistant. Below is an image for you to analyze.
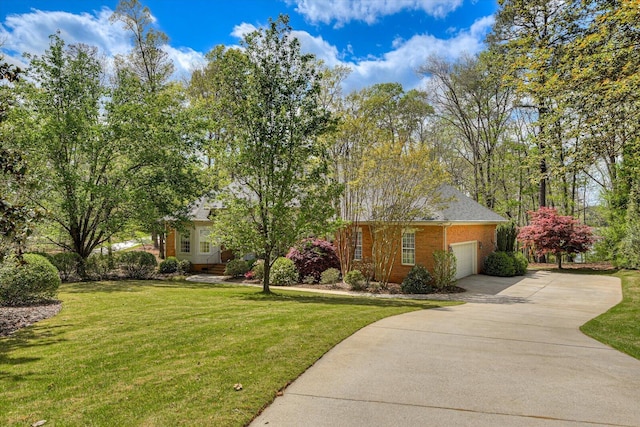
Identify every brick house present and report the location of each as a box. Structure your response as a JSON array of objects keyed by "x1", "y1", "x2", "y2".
[
  {"x1": 165, "y1": 185, "x2": 506, "y2": 280},
  {"x1": 350, "y1": 185, "x2": 507, "y2": 283}
]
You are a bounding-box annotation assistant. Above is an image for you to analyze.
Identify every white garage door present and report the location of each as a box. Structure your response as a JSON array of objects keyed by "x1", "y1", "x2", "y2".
[{"x1": 451, "y1": 241, "x2": 477, "y2": 280}]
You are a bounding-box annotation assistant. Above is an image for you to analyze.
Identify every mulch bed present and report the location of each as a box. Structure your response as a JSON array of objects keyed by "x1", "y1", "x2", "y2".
[{"x1": 0, "y1": 302, "x2": 62, "y2": 337}]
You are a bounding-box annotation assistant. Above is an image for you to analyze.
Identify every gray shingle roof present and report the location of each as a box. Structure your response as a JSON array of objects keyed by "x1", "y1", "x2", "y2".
[
  {"x1": 423, "y1": 185, "x2": 507, "y2": 223},
  {"x1": 185, "y1": 196, "x2": 223, "y2": 221}
]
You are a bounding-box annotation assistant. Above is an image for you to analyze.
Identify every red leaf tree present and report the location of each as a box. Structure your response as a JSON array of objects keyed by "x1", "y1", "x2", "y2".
[{"x1": 517, "y1": 207, "x2": 595, "y2": 269}]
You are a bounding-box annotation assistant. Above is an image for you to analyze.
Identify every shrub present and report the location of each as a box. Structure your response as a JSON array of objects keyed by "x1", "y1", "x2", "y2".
[
  {"x1": 511, "y1": 252, "x2": 528, "y2": 276},
  {"x1": 432, "y1": 250, "x2": 457, "y2": 289},
  {"x1": 320, "y1": 267, "x2": 340, "y2": 285},
  {"x1": 85, "y1": 254, "x2": 115, "y2": 280},
  {"x1": 159, "y1": 256, "x2": 180, "y2": 274},
  {"x1": 270, "y1": 257, "x2": 298, "y2": 286},
  {"x1": 353, "y1": 258, "x2": 375, "y2": 286},
  {"x1": 49, "y1": 252, "x2": 81, "y2": 281},
  {"x1": 496, "y1": 222, "x2": 517, "y2": 252},
  {"x1": 401, "y1": 264, "x2": 433, "y2": 294},
  {"x1": 179, "y1": 259, "x2": 191, "y2": 274},
  {"x1": 302, "y1": 275, "x2": 316, "y2": 284},
  {"x1": 484, "y1": 251, "x2": 516, "y2": 277},
  {"x1": 251, "y1": 260, "x2": 265, "y2": 280},
  {"x1": 224, "y1": 259, "x2": 250, "y2": 277},
  {"x1": 286, "y1": 238, "x2": 340, "y2": 283},
  {"x1": 344, "y1": 269, "x2": 366, "y2": 291},
  {"x1": 118, "y1": 251, "x2": 158, "y2": 279},
  {"x1": 0, "y1": 254, "x2": 61, "y2": 306}
]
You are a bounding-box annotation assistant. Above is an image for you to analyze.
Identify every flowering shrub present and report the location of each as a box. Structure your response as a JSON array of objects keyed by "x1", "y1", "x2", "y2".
[{"x1": 286, "y1": 238, "x2": 340, "y2": 283}]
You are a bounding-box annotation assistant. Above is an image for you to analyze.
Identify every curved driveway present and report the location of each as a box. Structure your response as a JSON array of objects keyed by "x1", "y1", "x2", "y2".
[{"x1": 252, "y1": 271, "x2": 640, "y2": 426}]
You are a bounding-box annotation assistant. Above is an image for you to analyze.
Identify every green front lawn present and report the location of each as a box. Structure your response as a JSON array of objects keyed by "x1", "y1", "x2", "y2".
[
  {"x1": 1, "y1": 281, "x2": 457, "y2": 426},
  {"x1": 581, "y1": 269, "x2": 640, "y2": 360}
]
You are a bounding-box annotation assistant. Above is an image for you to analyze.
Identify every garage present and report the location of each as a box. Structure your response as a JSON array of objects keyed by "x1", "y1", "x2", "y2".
[{"x1": 450, "y1": 241, "x2": 477, "y2": 279}]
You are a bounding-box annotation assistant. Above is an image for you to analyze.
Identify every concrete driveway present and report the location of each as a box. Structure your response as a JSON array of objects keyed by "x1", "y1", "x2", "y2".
[{"x1": 251, "y1": 271, "x2": 640, "y2": 426}]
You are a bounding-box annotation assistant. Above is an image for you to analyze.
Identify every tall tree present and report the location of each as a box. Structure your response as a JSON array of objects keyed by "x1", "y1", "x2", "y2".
[
  {"x1": 110, "y1": 0, "x2": 173, "y2": 92},
  {"x1": 489, "y1": 0, "x2": 582, "y2": 208},
  {"x1": 0, "y1": 55, "x2": 39, "y2": 260},
  {"x1": 420, "y1": 52, "x2": 515, "y2": 210},
  {"x1": 207, "y1": 15, "x2": 338, "y2": 293},
  {"x1": 110, "y1": 0, "x2": 201, "y2": 255},
  {"x1": 11, "y1": 34, "x2": 200, "y2": 273}
]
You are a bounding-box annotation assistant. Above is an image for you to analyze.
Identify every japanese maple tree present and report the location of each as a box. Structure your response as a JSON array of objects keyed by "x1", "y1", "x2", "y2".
[{"x1": 518, "y1": 207, "x2": 595, "y2": 269}]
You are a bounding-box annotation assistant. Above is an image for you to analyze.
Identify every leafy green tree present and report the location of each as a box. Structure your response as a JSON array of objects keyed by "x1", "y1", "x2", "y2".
[
  {"x1": 11, "y1": 34, "x2": 200, "y2": 274},
  {"x1": 110, "y1": 0, "x2": 203, "y2": 256},
  {"x1": 205, "y1": 15, "x2": 338, "y2": 293},
  {"x1": 0, "y1": 54, "x2": 37, "y2": 260}
]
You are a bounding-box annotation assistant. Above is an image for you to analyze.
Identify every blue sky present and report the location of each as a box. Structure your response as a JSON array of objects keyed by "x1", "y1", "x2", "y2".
[{"x1": 0, "y1": 0, "x2": 499, "y2": 93}]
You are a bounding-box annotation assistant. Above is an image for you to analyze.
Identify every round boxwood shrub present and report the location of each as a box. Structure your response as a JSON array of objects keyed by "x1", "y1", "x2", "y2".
[
  {"x1": 270, "y1": 257, "x2": 298, "y2": 286},
  {"x1": 159, "y1": 256, "x2": 180, "y2": 274},
  {"x1": 344, "y1": 269, "x2": 366, "y2": 291},
  {"x1": 286, "y1": 238, "x2": 340, "y2": 283},
  {"x1": 0, "y1": 254, "x2": 61, "y2": 306},
  {"x1": 401, "y1": 264, "x2": 433, "y2": 294},
  {"x1": 484, "y1": 251, "x2": 516, "y2": 277},
  {"x1": 224, "y1": 259, "x2": 250, "y2": 277},
  {"x1": 179, "y1": 259, "x2": 191, "y2": 274},
  {"x1": 118, "y1": 251, "x2": 158, "y2": 279},
  {"x1": 511, "y1": 252, "x2": 528, "y2": 276},
  {"x1": 320, "y1": 267, "x2": 340, "y2": 285}
]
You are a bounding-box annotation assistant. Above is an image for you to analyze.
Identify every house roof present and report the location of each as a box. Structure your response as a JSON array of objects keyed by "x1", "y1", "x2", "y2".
[
  {"x1": 185, "y1": 196, "x2": 222, "y2": 221},
  {"x1": 357, "y1": 184, "x2": 508, "y2": 223},
  {"x1": 423, "y1": 185, "x2": 508, "y2": 223},
  {"x1": 173, "y1": 184, "x2": 507, "y2": 224}
]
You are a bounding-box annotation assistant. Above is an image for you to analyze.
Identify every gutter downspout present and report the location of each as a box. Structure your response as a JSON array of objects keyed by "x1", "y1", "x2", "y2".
[{"x1": 442, "y1": 222, "x2": 452, "y2": 251}]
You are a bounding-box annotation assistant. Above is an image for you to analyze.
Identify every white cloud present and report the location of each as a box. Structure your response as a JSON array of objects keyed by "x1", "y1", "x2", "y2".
[
  {"x1": 291, "y1": 30, "x2": 342, "y2": 67},
  {"x1": 341, "y1": 15, "x2": 495, "y2": 93},
  {"x1": 0, "y1": 8, "x2": 129, "y2": 58},
  {"x1": 0, "y1": 8, "x2": 204, "y2": 83},
  {"x1": 231, "y1": 23, "x2": 257, "y2": 39},
  {"x1": 289, "y1": 0, "x2": 463, "y2": 26}
]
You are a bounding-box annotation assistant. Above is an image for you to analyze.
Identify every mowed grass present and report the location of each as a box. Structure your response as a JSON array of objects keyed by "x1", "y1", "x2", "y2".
[
  {"x1": 0, "y1": 280, "x2": 458, "y2": 426},
  {"x1": 581, "y1": 269, "x2": 640, "y2": 360}
]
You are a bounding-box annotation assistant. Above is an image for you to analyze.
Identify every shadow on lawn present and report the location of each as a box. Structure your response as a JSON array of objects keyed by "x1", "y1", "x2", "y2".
[
  {"x1": 239, "y1": 291, "x2": 447, "y2": 309},
  {"x1": 62, "y1": 279, "x2": 232, "y2": 293},
  {"x1": 0, "y1": 326, "x2": 68, "y2": 381}
]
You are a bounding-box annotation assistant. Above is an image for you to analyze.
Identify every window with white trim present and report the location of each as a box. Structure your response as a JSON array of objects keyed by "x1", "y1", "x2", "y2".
[
  {"x1": 179, "y1": 232, "x2": 191, "y2": 253},
  {"x1": 199, "y1": 229, "x2": 212, "y2": 254},
  {"x1": 402, "y1": 231, "x2": 415, "y2": 265},
  {"x1": 353, "y1": 228, "x2": 363, "y2": 261}
]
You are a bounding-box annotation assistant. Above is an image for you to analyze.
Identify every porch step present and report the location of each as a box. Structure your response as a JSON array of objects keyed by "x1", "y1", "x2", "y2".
[{"x1": 204, "y1": 263, "x2": 227, "y2": 276}]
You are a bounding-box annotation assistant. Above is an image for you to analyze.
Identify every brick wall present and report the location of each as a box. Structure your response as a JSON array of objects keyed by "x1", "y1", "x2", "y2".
[
  {"x1": 344, "y1": 222, "x2": 498, "y2": 283},
  {"x1": 447, "y1": 224, "x2": 497, "y2": 274}
]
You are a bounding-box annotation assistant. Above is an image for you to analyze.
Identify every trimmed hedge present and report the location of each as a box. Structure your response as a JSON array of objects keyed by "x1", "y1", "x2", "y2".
[
  {"x1": 224, "y1": 259, "x2": 250, "y2": 277},
  {"x1": 484, "y1": 251, "x2": 516, "y2": 277},
  {"x1": 320, "y1": 268, "x2": 340, "y2": 285},
  {"x1": 159, "y1": 256, "x2": 180, "y2": 274},
  {"x1": 511, "y1": 252, "x2": 528, "y2": 276},
  {"x1": 0, "y1": 254, "x2": 61, "y2": 306},
  {"x1": 344, "y1": 269, "x2": 366, "y2": 291},
  {"x1": 118, "y1": 251, "x2": 158, "y2": 279},
  {"x1": 401, "y1": 264, "x2": 433, "y2": 294},
  {"x1": 270, "y1": 257, "x2": 298, "y2": 286}
]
